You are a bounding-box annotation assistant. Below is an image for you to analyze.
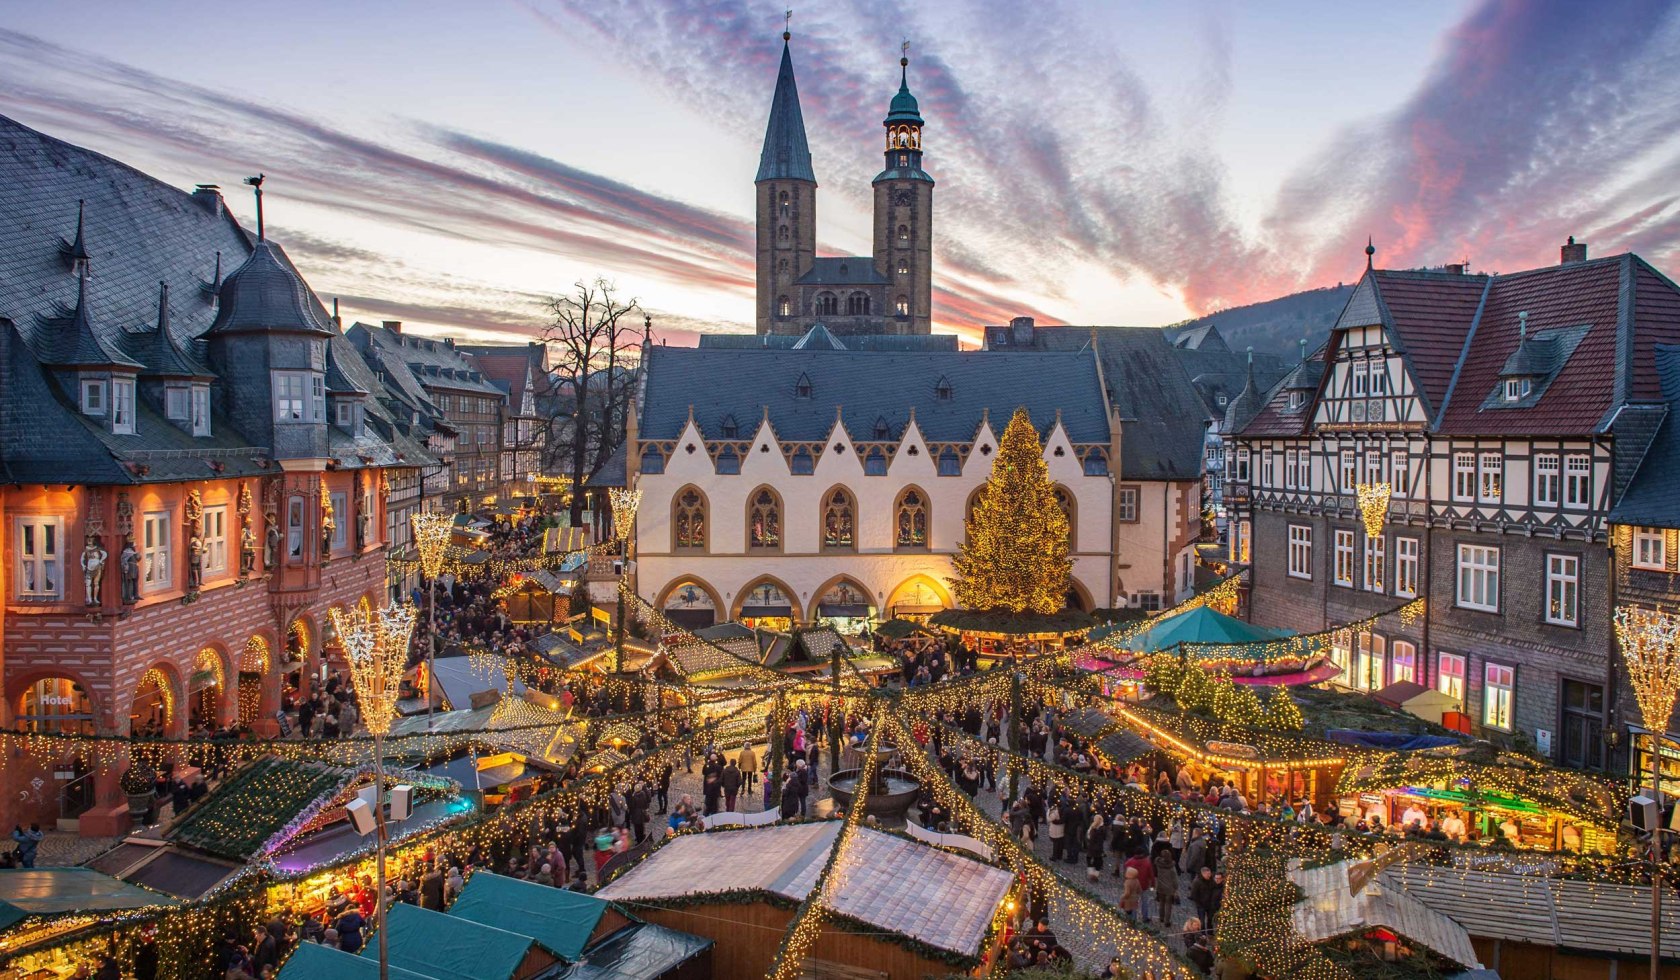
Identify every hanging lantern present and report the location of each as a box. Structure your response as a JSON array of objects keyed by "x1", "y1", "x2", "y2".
[
  {"x1": 410, "y1": 512, "x2": 454, "y2": 581},
  {"x1": 609, "y1": 487, "x2": 643, "y2": 546},
  {"x1": 1614, "y1": 605, "x2": 1680, "y2": 731}
]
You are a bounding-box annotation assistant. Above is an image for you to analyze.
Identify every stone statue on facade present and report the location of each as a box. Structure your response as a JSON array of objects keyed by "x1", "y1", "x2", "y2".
[
  {"x1": 264, "y1": 515, "x2": 280, "y2": 570},
  {"x1": 240, "y1": 524, "x2": 257, "y2": 577},
  {"x1": 356, "y1": 507, "x2": 370, "y2": 550},
  {"x1": 80, "y1": 534, "x2": 107, "y2": 606},
  {"x1": 186, "y1": 533, "x2": 205, "y2": 590},
  {"x1": 119, "y1": 539, "x2": 139, "y2": 604}
]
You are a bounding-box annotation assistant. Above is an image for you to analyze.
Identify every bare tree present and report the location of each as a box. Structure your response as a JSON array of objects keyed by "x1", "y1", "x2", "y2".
[
  {"x1": 541, "y1": 279, "x2": 638, "y2": 524},
  {"x1": 594, "y1": 311, "x2": 647, "y2": 474}
]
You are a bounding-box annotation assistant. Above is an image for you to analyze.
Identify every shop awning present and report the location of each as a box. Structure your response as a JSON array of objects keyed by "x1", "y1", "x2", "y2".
[
  {"x1": 664, "y1": 609, "x2": 715, "y2": 629},
  {"x1": 818, "y1": 603, "x2": 871, "y2": 618},
  {"x1": 1114, "y1": 605, "x2": 1293, "y2": 654},
  {"x1": 447, "y1": 872, "x2": 606, "y2": 961},
  {"x1": 739, "y1": 604, "x2": 791, "y2": 617},
  {"x1": 364, "y1": 903, "x2": 536, "y2": 980},
  {"x1": 279, "y1": 941, "x2": 434, "y2": 980},
  {"x1": 0, "y1": 868, "x2": 177, "y2": 932}
]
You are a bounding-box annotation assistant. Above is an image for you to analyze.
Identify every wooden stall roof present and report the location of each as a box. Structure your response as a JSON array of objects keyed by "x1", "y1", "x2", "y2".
[
  {"x1": 596, "y1": 823, "x2": 1012, "y2": 958},
  {"x1": 1290, "y1": 859, "x2": 1483, "y2": 971},
  {"x1": 1381, "y1": 864, "x2": 1680, "y2": 958}
]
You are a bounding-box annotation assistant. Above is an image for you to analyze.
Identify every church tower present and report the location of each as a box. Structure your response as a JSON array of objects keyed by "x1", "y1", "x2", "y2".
[
  {"x1": 872, "y1": 52, "x2": 933, "y2": 335},
  {"x1": 755, "y1": 31, "x2": 817, "y2": 336}
]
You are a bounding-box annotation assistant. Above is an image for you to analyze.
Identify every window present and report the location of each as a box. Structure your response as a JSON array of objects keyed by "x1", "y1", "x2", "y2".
[
  {"x1": 863, "y1": 448, "x2": 887, "y2": 476},
  {"x1": 1355, "y1": 632, "x2": 1385, "y2": 691},
  {"x1": 1118, "y1": 487, "x2": 1140, "y2": 523},
  {"x1": 1369, "y1": 364, "x2": 1388, "y2": 395},
  {"x1": 15, "y1": 517, "x2": 62, "y2": 599},
  {"x1": 1437, "y1": 653, "x2": 1466, "y2": 702},
  {"x1": 287, "y1": 496, "x2": 305, "y2": 560},
  {"x1": 1363, "y1": 535, "x2": 1385, "y2": 593},
  {"x1": 1331, "y1": 633, "x2": 1353, "y2": 687},
  {"x1": 1287, "y1": 525, "x2": 1312, "y2": 579},
  {"x1": 790, "y1": 448, "x2": 814, "y2": 475},
  {"x1": 934, "y1": 378, "x2": 953, "y2": 400},
  {"x1": 1287, "y1": 390, "x2": 1306, "y2": 411},
  {"x1": 80, "y1": 379, "x2": 106, "y2": 416},
  {"x1": 1532, "y1": 453, "x2": 1560, "y2": 506},
  {"x1": 777, "y1": 296, "x2": 790, "y2": 317},
  {"x1": 896, "y1": 260, "x2": 909, "y2": 276},
  {"x1": 937, "y1": 448, "x2": 961, "y2": 476},
  {"x1": 1283, "y1": 450, "x2": 1297, "y2": 490},
  {"x1": 815, "y1": 292, "x2": 838, "y2": 316},
  {"x1": 1235, "y1": 520, "x2": 1251, "y2": 563},
  {"x1": 1234, "y1": 448, "x2": 1250, "y2": 484},
  {"x1": 478, "y1": 426, "x2": 491, "y2": 445},
  {"x1": 1391, "y1": 641, "x2": 1417, "y2": 684},
  {"x1": 191, "y1": 385, "x2": 210, "y2": 436},
  {"x1": 1333, "y1": 530, "x2": 1355, "y2": 587},
  {"x1": 714, "y1": 449, "x2": 740, "y2": 475},
  {"x1": 1260, "y1": 449, "x2": 1273, "y2": 488},
  {"x1": 1456, "y1": 544, "x2": 1500, "y2": 612},
  {"x1": 1634, "y1": 527, "x2": 1667, "y2": 570},
  {"x1": 111, "y1": 377, "x2": 135, "y2": 434},
  {"x1": 1483, "y1": 663, "x2": 1514, "y2": 730},
  {"x1": 436, "y1": 394, "x2": 449, "y2": 413},
  {"x1": 822, "y1": 489, "x2": 855, "y2": 550},
  {"x1": 337, "y1": 402, "x2": 354, "y2": 427},
  {"x1": 166, "y1": 386, "x2": 190, "y2": 421},
  {"x1": 1391, "y1": 450, "x2": 1409, "y2": 497},
  {"x1": 273, "y1": 371, "x2": 324, "y2": 423},
  {"x1": 846, "y1": 293, "x2": 870, "y2": 315},
  {"x1": 747, "y1": 488, "x2": 781, "y2": 550},
  {"x1": 1363, "y1": 450, "x2": 1382, "y2": 486},
  {"x1": 1478, "y1": 452, "x2": 1502, "y2": 502},
  {"x1": 1564, "y1": 454, "x2": 1591, "y2": 508},
  {"x1": 896, "y1": 489, "x2": 928, "y2": 548},
  {"x1": 1395, "y1": 537, "x2": 1419, "y2": 598},
  {"x1": 1340, "y1": 449, "x2": 1355, "y2": 492},
  {"x1": 1132, "y1": 592, "x2": 1162, "y2": 611},
  {"x1": 203, "y1": 505, "x2": 227, "y2": 575},
  {"x1": 897, "y1": 224, "x2": 909, "y2": 242},
  {"x1": 1052, "y1": 486, "x2": 1075, "y2": 546},
  {"x1": 673, "y1": 488, "x2": 706, "y2": 550},
  {"x1": 141, "y1": 511, "x2": 170, "y2": 593},
  {"x1": 1352, "y1": 363, "x2": 1368, "y2": 397},
  {"x1": 794, "y1": 373, "x2": 812, "y2": 398},
  {"x1": 1453, "y1": 452, "x2": 1476, "y2": 501},
  {"x1": 330, "y1": 492, "x2": 348, "y2": 550},
  {"x1": 894, "y1": 296, "x2": 909, "y2": 316},
  {"x1": 639, "y1": 447, "x2": 664, "y2": 475},
  {"x1": 1546, "y1": 553, "x2": 1579, "y2": 626}
]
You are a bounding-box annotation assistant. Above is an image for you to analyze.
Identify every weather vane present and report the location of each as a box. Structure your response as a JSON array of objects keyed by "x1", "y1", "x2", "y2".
[
  {"x1": 785, "y1": 9, "x2": 792, "y2": 39},
  {"x1": 243, "y1": 173, "x2": 266, "y2": 241}
]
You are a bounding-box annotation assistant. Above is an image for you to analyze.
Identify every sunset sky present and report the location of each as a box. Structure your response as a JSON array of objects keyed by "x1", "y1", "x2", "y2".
[{"x1": 2, "y1": 0, "x2": 1677, "y2": 347}]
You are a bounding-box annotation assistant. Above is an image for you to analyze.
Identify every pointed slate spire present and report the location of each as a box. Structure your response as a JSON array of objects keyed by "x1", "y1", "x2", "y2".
[
  {"x1": 42, "y1": 273, "x2": 143, "y2": 368},
  {"x1": 755, "y1": 37, "x2": 817, "y2": 183},
  {"x1": 66, "y1": 199, "x2": 91, "y2": 274},
  {"x1": 140, "y1": 281, "x2": 213, "y2": 378}
]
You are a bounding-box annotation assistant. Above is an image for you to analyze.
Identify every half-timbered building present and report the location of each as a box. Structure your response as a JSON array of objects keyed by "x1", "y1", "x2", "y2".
[{"x1": 1230, "y1": 241, "x2": 1680, "y2": 773}]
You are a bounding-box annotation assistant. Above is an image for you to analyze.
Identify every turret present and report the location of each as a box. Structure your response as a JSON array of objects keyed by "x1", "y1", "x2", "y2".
[{"x1": 872, "y1": 48, "x2": 934, "y2": 335}]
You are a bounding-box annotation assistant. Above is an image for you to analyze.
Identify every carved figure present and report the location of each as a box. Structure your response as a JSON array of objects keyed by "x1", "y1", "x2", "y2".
[
  {"x1": 186, "y1": 533, "x2": 204, "y2": 590},
  {"x1": 80, "y1": 535, "x2": 107, "y2": 605},
  {"x1": 239, "y1": 524, "x2": 257, "y2": 576},
  {"x1": 264, "y1": 515, "x2": 280, "y2": 569},
  {"x1": 119, "y1": 539, "x2": 139, "y2": 604}
]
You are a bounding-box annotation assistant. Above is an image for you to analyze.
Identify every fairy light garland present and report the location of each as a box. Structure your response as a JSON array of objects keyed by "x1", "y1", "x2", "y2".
[
  {"x1": 1355, "y1": 482, "x2": 1391, "y2": 539},
  {"x1": 1614, "y1": 604, "x2": 1680, "y2": 740}
]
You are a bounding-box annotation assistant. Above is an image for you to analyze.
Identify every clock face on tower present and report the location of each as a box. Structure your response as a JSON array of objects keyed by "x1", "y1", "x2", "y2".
[{"x1": 893, "y1": 189, "x2": 914, "y2": 207}]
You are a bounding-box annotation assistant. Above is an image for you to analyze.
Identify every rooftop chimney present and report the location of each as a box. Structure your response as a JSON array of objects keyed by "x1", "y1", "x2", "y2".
[
  {"x1": 382, "y1": 320, "x2": 403, "y2": 334},
  {"x1": 1560, "y1": 236, "x2": 1587, "y2": 265},
  {"x1": 191, "y1": 184, "x2": 223, "y2": 218},
  {"x1": 1443, "y1": 262, "x2": 1465, "y2": 276},
  {"x1": 1010, "y1": 316, "x2": 1035, "y2": 345}
]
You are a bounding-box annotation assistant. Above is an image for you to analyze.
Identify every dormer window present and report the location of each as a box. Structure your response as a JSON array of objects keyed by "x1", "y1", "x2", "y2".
[
  {"x1": 191, "y1": 385, "x2": 211, "y2": 436},
  {"x1": 80, "y1": 379, "x2": 106, "y2": 417},
  {"x1": 937, "y1": 448, "x2": 961, "y2": 477},
  {"x1": 794, "y1": 373, "x2": 812, "y2": 399},
  {"x1": 719, "y1": 415, "x2": 739, "y2": 439},
  {"x1": 864, "y1": 448, "x2": 888, "y2": 476},
  {"x1": 1503, "y1": 378, "x2": 1532, "y2": 402},
  {"x1": 1288, "y1": 391, "x2": 1306, "y2": 411},
  {"x1": 873, "y1": 416, "x2": 891, "y2": 441},
  {"x1": 111, "y1": 377, "x2": 135, "y2": 435},
  {"x1": 934, "y1": 377, "x2": 953, "y2": 400},
  {"x1": 1083, "y1": 449, "x2": 1109, "y2": 476},
  {"x1": 715, "y1": 448, "x2": 740, "y2": 475},
  {"x1": 166, "y1": 386, "x2": 190, "y2": 421},
  {"x1": 790, "y1": 448, "x2": 814, "y2": 474},
  {"x1": 337, "y1": 402, "x2": 354, "y2": 427}
]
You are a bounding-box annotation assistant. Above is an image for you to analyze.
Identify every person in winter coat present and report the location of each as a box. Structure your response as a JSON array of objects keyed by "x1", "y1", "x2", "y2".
[
  {"x1": 738, "y1": 743, "x2": 760, "y2": 796},
  {"x1": 1190, "y1": 866, "x2": 1223, "y2": 930},
  {"x1": 1152, "y1": 849, "x2": 1179, "y2": 925},
  {"x1": 1047, "y1": 804, "x2": 1066, "y2": 861},
  {"x1": 1119, "y1": 866, "x2": 1142, "y2": 919},
  {"x1": 721, "y1": 761, "x2": 743, "y2": 812},
  {"x1": 1085, "y1": 816, "x2": 1108, "y2": 877},
  {"x1": 1125, "y1": 851, "x2": 1156, "y2": 921},
  {"x1": 778, "y1": 773, "x2": 800, "y2": 819},
  {"x1": 334, "y1": 908, "x2": 365, "y2": 953},
  {"x1": 10, "y1": 825, "x2": 41, "y2": 868}
]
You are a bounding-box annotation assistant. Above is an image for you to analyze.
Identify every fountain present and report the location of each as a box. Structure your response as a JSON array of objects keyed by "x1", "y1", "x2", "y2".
[{"x1": 828, "y1": 749, "x2": 921, "y2": 823}]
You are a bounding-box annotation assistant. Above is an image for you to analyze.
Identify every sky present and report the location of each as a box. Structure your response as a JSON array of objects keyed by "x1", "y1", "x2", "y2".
[{"x1": 2, "y1": 0, "x2": 1678, "y2": 347}]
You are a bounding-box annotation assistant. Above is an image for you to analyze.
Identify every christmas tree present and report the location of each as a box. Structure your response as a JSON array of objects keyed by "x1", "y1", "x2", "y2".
[{"x1": 951, "y1": 408, "x2": 1072, "y2": 615}]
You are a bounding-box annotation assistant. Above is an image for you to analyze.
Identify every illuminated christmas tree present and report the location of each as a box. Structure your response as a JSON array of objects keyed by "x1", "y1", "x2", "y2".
[{"x1": 951, "y1": 408, "x2": 1072, "y2": 614}]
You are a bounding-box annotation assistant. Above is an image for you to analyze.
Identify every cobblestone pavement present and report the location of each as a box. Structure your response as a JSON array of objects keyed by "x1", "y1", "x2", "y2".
[{"x1": 35, "y1": 830, "x2": 122, "y2": 867}]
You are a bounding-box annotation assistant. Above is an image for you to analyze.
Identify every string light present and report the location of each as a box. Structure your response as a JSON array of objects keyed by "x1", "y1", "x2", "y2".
[
  {"x1": 951, "y1": 408, "x2": 1071, "y2": 615},
  {"x1": 1614, "y1": 605, "x2": 1680, "y2": 739},
  {"x1": 1356, "y1": 482, "x2": 1391, "y2": 539},
  {"x1": 608, "y1": 487, "x2": 642, "y2": 544},
  {"x1": 409, "y1": 511, "x2": 455, "y2": 581}
]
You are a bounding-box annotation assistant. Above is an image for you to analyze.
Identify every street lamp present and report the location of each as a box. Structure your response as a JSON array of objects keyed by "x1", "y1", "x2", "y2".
[
  {"x1": 329, "y1": 601, "x2": 417, "y2": 980},
  {"x1": 608, "y1": 487, "x2": 642, "y2": 676},
  {"x1": 409, "y1": 512, "x2": 454, "y2": 730},
  {"x1": 1613, "y1": 603, "x2": 1680, "y2": 980}
]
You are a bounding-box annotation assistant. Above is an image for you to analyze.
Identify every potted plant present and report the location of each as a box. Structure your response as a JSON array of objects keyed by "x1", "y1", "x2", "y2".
[{"x1": 120, "y1": 761, "x2": 156, "y2": 820}]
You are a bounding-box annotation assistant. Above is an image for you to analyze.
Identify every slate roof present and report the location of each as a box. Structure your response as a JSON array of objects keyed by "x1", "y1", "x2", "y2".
[
  {"x1": 206, "y1": 239, "x2": 333, "y2": 336},
  {"x1": 0, "y1": 114, "x2": 434, "y2": 482},
  {"x1": 1024, "y1": 326, "x2": 1210, "y2": 480},
  {"x1": 1241, "y1": 354, "x2": 1324, "y2": 437},
  {"x1": 795, "y1": 257, "x2": 888, "y2": 286},
  {"x1": 639, "y1": 345, "x2": 1110, "y2": 444},
  {"x1": 756, "y1": 41, "x2": 816, "y2": 184},
  {"x1": 37, "y1": 275, "x2": 144, "y2": 368},
  {"x1": 349, "y1": 321, "x2": 505, "y2": 396},
  {"x1": 696, "y1": 331, "x2": 960, "y2": 352},
  {"x1": 1171, "y1": 322, "x2": 1230, "y2": 353},
  {"x1": 1609, "y1": 343, "x2": 1680, "y2": 528},
  {"x1": 583, "y1": 442, "x2": 627, "y2": 488},
  {"x1": 458, "y1": 342, "x2": 550, "y2": 416},
  {"x1": 596, "y1": 823, "x2": 1013, "y2": 958}
]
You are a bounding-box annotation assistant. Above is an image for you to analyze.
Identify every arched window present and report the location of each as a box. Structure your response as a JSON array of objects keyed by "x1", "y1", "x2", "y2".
[
  {"x1": 778, "y1": 191, "x2": 789, "y2": 214},
  {"x1": 777, "y1": 295, "x2": 790, "y2": 317},
  {"x1": 896, "y1": 259, "x2": 909, "y2": 277},
  {"x1": 895, "y1": 296, "x2": 909, "y2": 316},
  {"x1": 790, "y1": 448, "x2": 814, "y2": 474},
  {"x1": 816, "y1": 292, "x2": 838, "y2": 316},
  {"x1": 1053, "y1": 485, "x2": 1076, "y2": 547},
  {"x1": 778, "y1": 258, "x2": 789, "y2": 273},
  {"x1": 896, "y1": 488, "x2": 929, "y2": 549},
  {"x1": 1082, "y1": 450, "x2": 1109, "y2": 476},
  {"x1": 863, "y1": 447, "x2": 888, "y2": 476},
  {"x1": 846, "y1": 292, "x2": 870, "y2": 315},
  {"x1": 822, "y1": 489, "x2": 855, "y2": 551},
  {"x1": 937, "y1": 448, "x2": 962, "y2": 477},
  {"x1": 640, "y1": 446, "x2": 665, "y2": 474},
  {"x1": 747, "y1": 488, "x2": 782, "y2": 551},
  {"x1": 897, "y1": 224, "x2": 909, "y2": 243},
  {"x1": 673, "y1": 488, "x2": 706, "y2": 550},
  {"x1": 779, "y1": 225, "x2": 789, "y2": 241}
]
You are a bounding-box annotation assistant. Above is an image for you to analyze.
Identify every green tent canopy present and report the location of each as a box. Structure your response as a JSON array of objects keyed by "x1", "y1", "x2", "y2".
[
  {"x1": 279, "y1": 942, "x2": 434, "y2": 980},
  {"x1": 448, "y1": 872, "x2": 607, "y2": 961},
  {"x1": 1115, "y1": 605, "x2": 1293, "y2": 654},
  {"x1": 362, "y1": 902, "x2": 536, "y2": 980}
]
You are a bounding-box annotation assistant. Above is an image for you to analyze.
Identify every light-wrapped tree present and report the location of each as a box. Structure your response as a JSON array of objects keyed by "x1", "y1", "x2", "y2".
[{"x1": 950, "y1": 407, "x2": 1071, "y2": 614}]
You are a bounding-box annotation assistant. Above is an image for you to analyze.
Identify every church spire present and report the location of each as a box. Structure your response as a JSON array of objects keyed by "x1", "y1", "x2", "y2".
[{"x1": 755, "y1": 33, "x2": 816, "y2": 184}]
